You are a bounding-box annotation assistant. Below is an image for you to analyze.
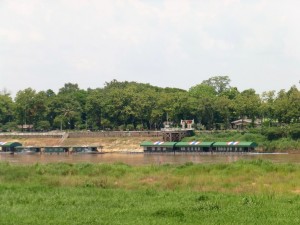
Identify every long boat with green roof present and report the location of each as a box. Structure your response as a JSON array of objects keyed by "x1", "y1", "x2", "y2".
[{"x1": 140, "y1": 141, "x2": 258, "y2": 152}]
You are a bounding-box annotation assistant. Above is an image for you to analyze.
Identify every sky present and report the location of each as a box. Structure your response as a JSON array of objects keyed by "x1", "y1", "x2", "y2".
[{"x1": 1, "y1": 0, "x2": 300, "y2": 97}]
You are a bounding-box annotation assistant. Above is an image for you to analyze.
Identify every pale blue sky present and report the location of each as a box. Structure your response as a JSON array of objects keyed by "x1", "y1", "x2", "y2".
[{"x1": 1, "y1": 0, "x2": 299, "y2": 96}]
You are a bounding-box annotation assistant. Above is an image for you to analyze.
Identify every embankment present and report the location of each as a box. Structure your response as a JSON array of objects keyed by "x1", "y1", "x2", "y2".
[
  {"x1": 1, "y1": 130, "x2": 299, "y2": 152},
  {"x1": 0, "y1": 131, "x2": 162, "y2": 152}
]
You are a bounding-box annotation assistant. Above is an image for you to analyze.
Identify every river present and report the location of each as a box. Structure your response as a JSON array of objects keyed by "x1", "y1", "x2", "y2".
[{"x1": 0, "y1": 152, "x2": 299, "y2": 165}]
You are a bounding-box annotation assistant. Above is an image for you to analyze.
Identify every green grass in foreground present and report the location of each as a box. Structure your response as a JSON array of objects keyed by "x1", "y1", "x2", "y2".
[{"x1": 1, "y1": 160, "x2": 300, "y2": 224}]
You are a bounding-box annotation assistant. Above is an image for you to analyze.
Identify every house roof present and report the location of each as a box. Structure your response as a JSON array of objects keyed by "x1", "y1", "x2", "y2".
[
  {"x1": 17, "y1": 124, "x2": 34, "y2": 129},
  {"x1": 231, "y1": 119, "x2": 261, "y2": 125}
]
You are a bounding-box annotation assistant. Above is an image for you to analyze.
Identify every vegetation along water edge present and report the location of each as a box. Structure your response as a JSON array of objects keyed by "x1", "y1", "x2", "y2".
[{"x1": 1, "y1": 128, "x2": 299, "y2": 153}]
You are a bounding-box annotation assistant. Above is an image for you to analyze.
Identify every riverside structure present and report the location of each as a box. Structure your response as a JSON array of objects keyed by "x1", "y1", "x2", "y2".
[
  {"x1": 2, "y1": 144, "x2": 103, "y2": 154},
  {"x1": 140, "y1": 141, "x2": 258, "y2": 153}
]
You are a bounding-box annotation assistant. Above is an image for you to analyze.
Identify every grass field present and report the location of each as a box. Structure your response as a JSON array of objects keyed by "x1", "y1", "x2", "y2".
[{"x1": 1, "y1": 160, "x2": 300, "y2": 224}]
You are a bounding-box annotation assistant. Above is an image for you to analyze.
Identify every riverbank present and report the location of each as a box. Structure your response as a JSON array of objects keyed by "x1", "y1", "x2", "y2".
[
  {"x1": 0, "y1": 136, "x2": 157, "y2": 152},
  {"x1": 1, "y1": 160, "x2": 300, "y2": 224},
  {"x1": 1, "y1": 130, "x2": 299, "y2": 152}
]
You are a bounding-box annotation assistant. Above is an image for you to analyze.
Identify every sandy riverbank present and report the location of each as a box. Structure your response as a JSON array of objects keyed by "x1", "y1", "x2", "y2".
[{"x1": 0, "y1": 136, "x2": 160, "y2": 153}]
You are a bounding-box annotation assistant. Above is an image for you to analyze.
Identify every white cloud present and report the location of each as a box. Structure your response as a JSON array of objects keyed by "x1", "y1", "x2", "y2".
[
  {"x1": 72, "y1": 58, "x2": 96, "y2": 71},
  {"x1": 0, "y1": 28, "x2": 21, "y2": 43},
  {"x1": 6, "y1": 0, "x2": 39, "y2": 16},
  {"x1": 1, "y1": 0, "x2": 300, "y2": 95}
]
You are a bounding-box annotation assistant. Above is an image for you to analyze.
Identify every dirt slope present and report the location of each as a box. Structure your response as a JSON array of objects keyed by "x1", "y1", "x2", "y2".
[{"x1": 0, "y1": 137, "x2": 161, "y2": 152}]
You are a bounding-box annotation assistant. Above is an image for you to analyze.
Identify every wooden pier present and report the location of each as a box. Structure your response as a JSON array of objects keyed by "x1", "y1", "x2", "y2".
[{"x1": 161, "y1": 129, "x2": 193, "y2": 142}]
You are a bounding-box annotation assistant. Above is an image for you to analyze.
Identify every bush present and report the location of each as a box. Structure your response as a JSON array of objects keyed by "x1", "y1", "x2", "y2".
[
  {"x1": 126, "y1": 124, "x2": 134, "y2": 131},
  {"x1": 136, "y1": 124, "x2": 144, "y2": 131},
  {"x1": 246, "y1": 128, "x2": 262, "y2": 134},
  {"x1": 36, "y1": 121, "x2": 51, "y2": 131},
  {"x1": 290, "y1": 128, "x2": 300, "y2": 140},
  {"x1": 289, "y1": 123, "x2": 300, "y2": 140},
  {"x1": 118, "y1": 125, "x2": 126, "y2": 131},
  {"x1": 241, "y1": 133, "x2": 266, "y2": 142},
  {"x1": 263, "y1": 127, "x2": 285, "y2": 140},
  {"x1": 1, "y1": 122, "x2": 18, "y2": 132}
]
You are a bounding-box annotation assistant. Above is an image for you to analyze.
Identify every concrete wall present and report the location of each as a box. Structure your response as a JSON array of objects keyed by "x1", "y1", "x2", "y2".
[
  {"x1": 68, "y1": 131, "x2": 162, "y2": 138},
  {"x1": 0, "y1": 131, "x2": 162, "y2": 138},
  {"x1": 0, "y1": 132, "x2": 65, "y2": 138}
]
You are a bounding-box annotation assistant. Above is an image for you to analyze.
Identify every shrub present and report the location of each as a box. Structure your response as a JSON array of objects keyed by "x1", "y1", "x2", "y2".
[
  {"x1": 290, "y1": 128, "x2": 300, "y2": 140},
  {"x1": 126, "y1": 124, "x2": 134, "y2": 131},
  {"x1": 1, "y1": 122, "x2": 19, "y2": 132},
  {"x1": 118, "y1": 125, "x2": 126, "y2": 131},
  {"x1": 36, "y1": 121, "x2": 51, "y2": 131},
  {"x1": 136, "y1": 124, "x2": 144, "y2": 131},
  {"x1": 263, "y1": 127, "x2": 285, "y2": 140}
]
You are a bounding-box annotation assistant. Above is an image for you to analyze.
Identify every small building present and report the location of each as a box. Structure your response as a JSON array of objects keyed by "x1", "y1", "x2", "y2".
[
  {"x1": 180, "y1": 120, "x2": 194, "y2": 130},
  {"x1": 0, "y1": 142, "x2": 22, "y2": 152},
  {"x1": 231, "y1": 119, "x2": 261, "y2": 129},
  {"x1": 175, "y1": 141, "x2": 214, "y2": 152},
  {"x1": 18, "y1": 124, "x2": 34, "y2": 131},
  {"x1": 140, "y1": 141, "x2": 177, "y2": 152},
  {"x1": 212, "y1": 142, "x2": 258, "y2": 152}
]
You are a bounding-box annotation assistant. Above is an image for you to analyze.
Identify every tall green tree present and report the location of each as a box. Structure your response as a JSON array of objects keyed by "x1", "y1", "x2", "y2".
[
  {"x1": 56, "y1": 83, "x2": 87, "y2": 129},
  {"x1": 274, "y1": 86, "x2": 300, "y2": 124},
  {"x1": 286, "y1": 86, "x2": 300, "y2": 123},
  {"x1": 44, "y1": 89, "x2": 57, "y2": 128},
  {"x1": 52, "y1": 94, "x2": 82, "y2": 130},
  {"x1": 14, "y1": 88, "x2": 36, "y2": 126},
  {"x1": 86, "y1": 89, "x2": 104, "y2": 130},
  {"x1": 201, "y1": 76, "x2": 231, "y2": 94},
  {"x1": 189, "y1": 84, "x2": 217, "y2": 129},
  {"x1": 234, "y1": 89, "x2": 261, "y2": 128},
  {"x1": 0, "y1": 93, "x2": 14, "y2": 125},
  {"x1": 260, "y1": 90, "x2": 276, "y2": 126},
  {"x1": 215, "y1": 96, "x2": 234, "y2": 129}
]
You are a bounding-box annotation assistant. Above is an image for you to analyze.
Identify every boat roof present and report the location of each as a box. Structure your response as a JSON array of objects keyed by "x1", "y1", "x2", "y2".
[
  {"x1": 140, "y1": 141, "x2": 177, "y2": 147},
  {"x1": 213, "y1": 142, "x2": 258, "y2": 147},
  {"x1": 175, "y1": 142, "x2": 214, "y2": 147}
]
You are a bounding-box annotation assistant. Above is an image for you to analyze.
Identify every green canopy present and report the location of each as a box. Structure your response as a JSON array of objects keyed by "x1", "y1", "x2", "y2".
[
  {"x1": 15, "y1": 146, "x2": 41, "y2": 150},
  {"x1": 0, "y1": 142, "x2": 22, "y2": 147},
  {"x1": 140, "y1": 141, "x2": 177, "y2": 147},
  {"x1": 175, "y1": 142, "x2": 214, "y2": 147},
  {"x1": 213, "y1": 142, "x2": 258, "y2": 147}
]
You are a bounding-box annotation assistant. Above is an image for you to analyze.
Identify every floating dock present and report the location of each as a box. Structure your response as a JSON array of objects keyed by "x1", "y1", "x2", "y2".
[{"x1": 140, "y1": 141, "x2": 258, "y2": 153}]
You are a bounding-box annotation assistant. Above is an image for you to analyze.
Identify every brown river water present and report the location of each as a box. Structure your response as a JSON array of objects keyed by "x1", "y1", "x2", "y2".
[{"x1": 0, "y1": 152, "x2": 299, "y2": 165}]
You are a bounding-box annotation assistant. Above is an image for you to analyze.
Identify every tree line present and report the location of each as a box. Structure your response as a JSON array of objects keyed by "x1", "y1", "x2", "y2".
[{"x1": 0, "y1": 76, "x2": 299, "y2": 132}]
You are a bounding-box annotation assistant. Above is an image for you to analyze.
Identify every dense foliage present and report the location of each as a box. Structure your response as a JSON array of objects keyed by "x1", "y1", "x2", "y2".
[{"x1": 0, "y1": 76, "x2": 299, "y2": 131}]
